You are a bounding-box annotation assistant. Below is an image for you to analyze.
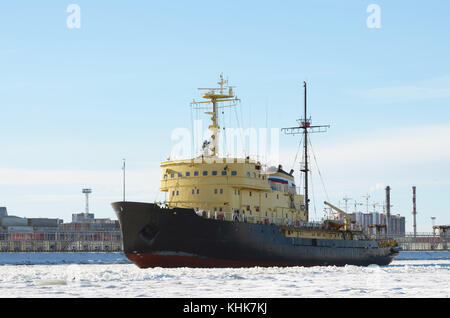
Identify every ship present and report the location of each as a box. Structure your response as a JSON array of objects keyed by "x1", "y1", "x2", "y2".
[{"x1": 112, "y1": 75, "x2": 400, "y2": 268}]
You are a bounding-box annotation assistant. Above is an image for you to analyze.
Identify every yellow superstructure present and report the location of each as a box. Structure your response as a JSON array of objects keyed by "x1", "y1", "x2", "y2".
[{"x1": 160, "y1": 157, "x2": 306, "y2": 224}]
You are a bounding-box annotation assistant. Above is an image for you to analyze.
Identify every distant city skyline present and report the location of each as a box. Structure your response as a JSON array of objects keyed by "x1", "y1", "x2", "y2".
[{"x1": 1, "y1": 1, "x2": 449, "y2": 232}]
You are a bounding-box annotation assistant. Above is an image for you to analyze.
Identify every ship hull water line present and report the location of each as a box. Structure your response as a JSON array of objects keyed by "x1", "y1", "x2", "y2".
[{"x1": 113, "y1": 202, "x2": 399, "y2": 268}]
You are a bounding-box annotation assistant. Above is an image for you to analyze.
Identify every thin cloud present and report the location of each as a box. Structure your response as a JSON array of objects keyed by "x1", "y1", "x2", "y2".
[
  {"x1": 0, "y1": 168, "x2": 160, "y2": 192},
  {"x1": 316, "y1": 124, "x2": 450, "y2": 168},
  {"x1": 346, "y1": 75, "x2": 450, "y2": 103}
]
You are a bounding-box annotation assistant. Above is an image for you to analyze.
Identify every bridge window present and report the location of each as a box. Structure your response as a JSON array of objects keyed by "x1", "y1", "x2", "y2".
[
  {"x1": 231, "y1": 171, "x2": 237, "y2": 176},
  {"x1": 202, "y1": 171, "x2": 208, "y2": 176},
  {"x1": 214, "y1": 189, "x2": 218, "y2": 194},
  {"x1": 212, "y1": 171, "x2": 217, "y2": 176},
  {"x1": 246, "y1": 172, "x2": 251, "y2": 177},
  {"x1": 170, "y1": 173, "x2": 174, "y2": 178},
  {"x1": 220, "y1": 189, "x2": 223, "y2": 194},
  {"x1": 221, "y1": 170, "x2": 227, "y2": 176},
  {"x1": 194, "y1": 171, "x2": 199, "y2": 176},
  {"x1": 185, "y1": 172, "x2": 190, "y2": 177},
  {"x1": 178, "y1": 173, "x2": 182, "y2": 177},
  {"x1": 196, "y1": 189, "x2": 200, "y2": 194}
]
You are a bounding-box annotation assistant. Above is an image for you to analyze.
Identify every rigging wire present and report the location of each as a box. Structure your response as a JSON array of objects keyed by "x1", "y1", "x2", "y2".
[
  {"x1": 309, "y1": 137, "x2": 330, "y2": 203},
  {"x1": 194, "y1": 103, "x2": 199, "y2": 156},
  {"x1": 308, "y1": 152, "x2": 318, "y2": 221},
  {"x1": 234, "y1": 102, "x2": 245, "y2": 158},
  {"x1": 265, "y1": 102, "x2": 268, "y2": 165},
  {"x1": 226, "y1": 102, "x2": 233, "y2": 158},
  {"x1": 240, "y1": 101, "x2": 247, "y2": 157},
  {"x1": 219, "y1": 105, "x2": 225, "y2": 156},
  {"x1": 298, "y1": 139, "x2": 305, "y2": 199},
  {"x1": 154, "y1": 186, "x2": 161, "y2": 203},
  {"x1": 190, "y1": 103, "x2": 194, "y2": 157},
  {"x1": 291, "y1": 134, "x2": 304, "y2": 173}
]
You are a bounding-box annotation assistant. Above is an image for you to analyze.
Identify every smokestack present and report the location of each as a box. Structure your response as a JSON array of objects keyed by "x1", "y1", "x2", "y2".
[
  {"x1": 385, "y1": 186, "x2": 391, "y2": 234},
  {"x1": 412, "y1": 186, "x2": 417, "y2": 237}
]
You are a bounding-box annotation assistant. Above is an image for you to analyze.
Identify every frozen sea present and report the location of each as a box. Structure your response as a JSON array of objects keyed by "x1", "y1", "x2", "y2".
[{"x1": 0, "y1": 251, "x2": 448, "y2": 298}]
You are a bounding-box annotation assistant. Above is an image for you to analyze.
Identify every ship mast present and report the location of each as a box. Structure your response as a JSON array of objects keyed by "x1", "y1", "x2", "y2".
[
  {"x1": 191, "y1": 74, "x2": 240, "y2": 157},
  {"x1": 282, "y1": 82, "x2": 329, "y2": 220},
  {"x1": 303, "y1": 82, "x2": 309, "y2": 215}
]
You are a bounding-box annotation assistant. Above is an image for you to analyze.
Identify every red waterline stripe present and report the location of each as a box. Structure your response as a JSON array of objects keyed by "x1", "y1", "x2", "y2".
[{"x1": 125, "y1": 253, "x2": 317, "y2": 268}]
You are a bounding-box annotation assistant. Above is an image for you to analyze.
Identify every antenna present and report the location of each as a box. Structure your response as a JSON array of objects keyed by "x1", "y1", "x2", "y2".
[{"x1": 281, "y1": 81, "x2": 330, "y2": 220}]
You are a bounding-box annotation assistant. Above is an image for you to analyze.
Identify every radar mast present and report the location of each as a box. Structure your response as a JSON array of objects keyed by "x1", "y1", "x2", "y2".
[{"x1": 191, "y1": 74, "x2": 240, "y2": 157}]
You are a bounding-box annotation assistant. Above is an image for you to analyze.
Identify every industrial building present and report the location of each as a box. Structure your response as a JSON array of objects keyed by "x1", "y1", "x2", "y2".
[
  {"x1": 352, "y1": 211, "x2": 405, "y2": 237},
  {"x1": 0, "y1": 203, "x2": 122, "y2": 252}
]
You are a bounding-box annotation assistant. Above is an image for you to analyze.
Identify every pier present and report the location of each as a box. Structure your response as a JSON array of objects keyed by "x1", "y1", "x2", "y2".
[
  {"x1": 375, "y1": 232, "x2": 449, "y2": 251},
  {"x1": 393, "y1": 235, "x2": 449, "y2": 251}
]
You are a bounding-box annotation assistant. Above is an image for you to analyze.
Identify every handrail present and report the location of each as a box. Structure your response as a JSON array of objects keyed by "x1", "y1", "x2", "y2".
[{"x1": 194, "y1": 210, "x2": 339, "y2": 229}]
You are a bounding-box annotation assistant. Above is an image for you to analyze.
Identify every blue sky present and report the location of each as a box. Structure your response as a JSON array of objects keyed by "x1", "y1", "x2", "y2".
[{"x1": 0, "y1": 1, "x2": 449, "y2": 232}]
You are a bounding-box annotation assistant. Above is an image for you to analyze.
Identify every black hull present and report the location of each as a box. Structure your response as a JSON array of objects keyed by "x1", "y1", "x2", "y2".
[{"x1": 112, "y1": 201, "x2": 399, "y2": 268}]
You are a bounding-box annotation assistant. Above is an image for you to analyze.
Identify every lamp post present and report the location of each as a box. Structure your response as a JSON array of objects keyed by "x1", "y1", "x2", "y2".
[{"x1": 122, "y1": 159, "x2": 126, "y2": 202}]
